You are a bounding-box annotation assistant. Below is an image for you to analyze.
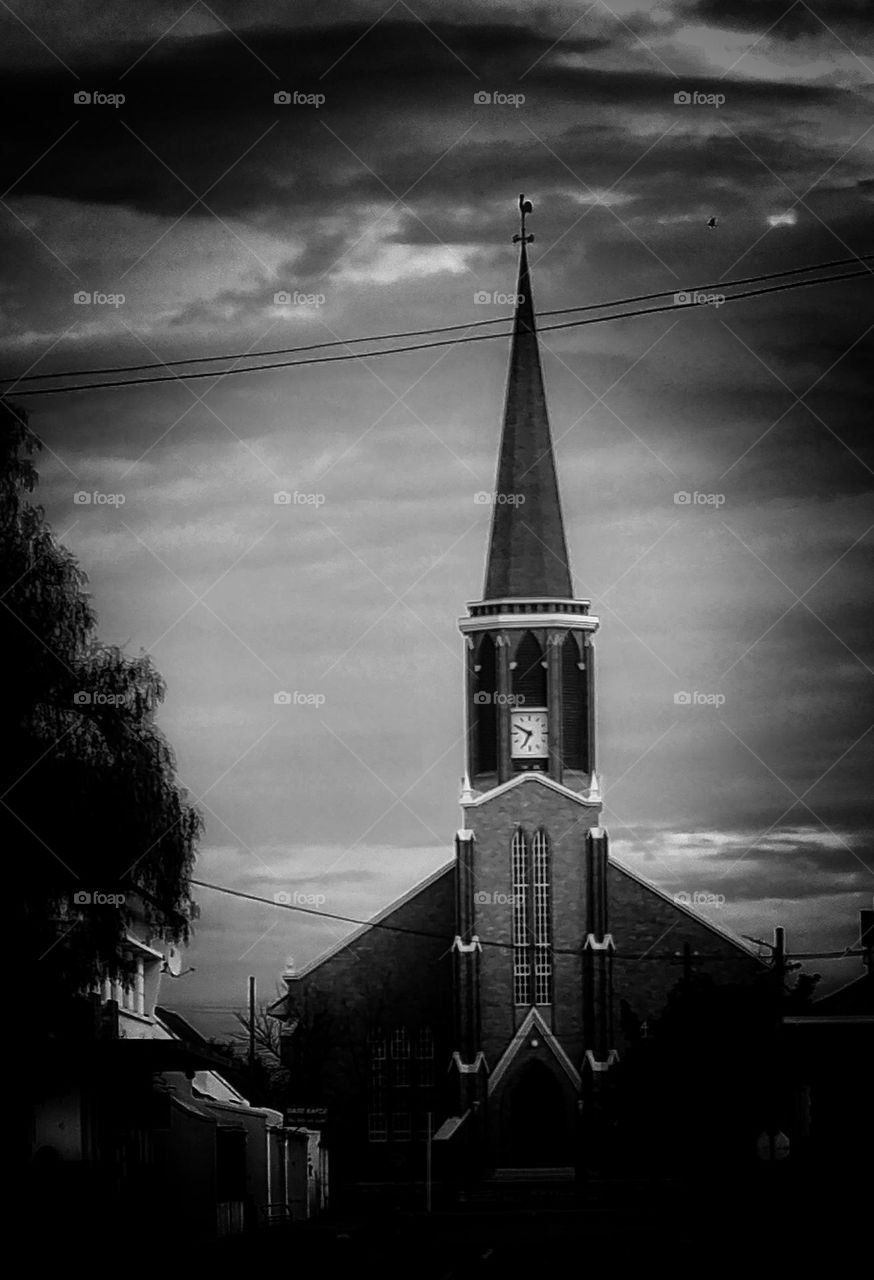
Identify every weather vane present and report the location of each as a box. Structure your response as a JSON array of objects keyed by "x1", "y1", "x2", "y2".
[{"x1": 513, "y1": 193, "x2": 534, "y2": 244}]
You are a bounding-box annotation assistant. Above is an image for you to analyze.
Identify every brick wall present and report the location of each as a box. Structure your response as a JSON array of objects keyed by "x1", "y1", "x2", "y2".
[
  {"x1": 609, "y1": 860, "x2": 765, "y2": 1046},
  {"x1": 465, "y1": 778, "x2": 601, "y2": 1067}
]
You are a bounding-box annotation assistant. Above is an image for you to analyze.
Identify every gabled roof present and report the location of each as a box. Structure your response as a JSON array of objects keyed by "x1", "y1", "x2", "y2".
[
  {"x1": 609, "y1": 858, "x2": 766, "y2": 963},
  {"x1": 276, "y1": 860, "x2": 455, "y2": 984},
  {"x1": 483, "y1": 243, "x2": 572, "y2": 600}
]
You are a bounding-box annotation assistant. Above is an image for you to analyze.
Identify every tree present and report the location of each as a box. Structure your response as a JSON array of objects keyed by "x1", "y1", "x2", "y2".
[{"x1": 2, "y1": 399, "x2": 202, "y2": 1013}]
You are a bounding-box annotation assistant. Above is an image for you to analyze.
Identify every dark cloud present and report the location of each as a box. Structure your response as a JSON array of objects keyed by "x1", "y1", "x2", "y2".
[{"x1": 682, "y1": 0, "x2": 871, "y2": 39}]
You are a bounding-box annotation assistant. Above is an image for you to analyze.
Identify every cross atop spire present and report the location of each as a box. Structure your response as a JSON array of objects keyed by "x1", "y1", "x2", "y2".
[{"x1": 482, "y1": 197, "x2": 573, "y2": 601}]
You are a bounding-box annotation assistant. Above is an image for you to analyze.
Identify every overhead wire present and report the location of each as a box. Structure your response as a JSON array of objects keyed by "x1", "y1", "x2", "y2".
[{"x1": 3, "y1": 253, "x2": 871, "y2": 388}]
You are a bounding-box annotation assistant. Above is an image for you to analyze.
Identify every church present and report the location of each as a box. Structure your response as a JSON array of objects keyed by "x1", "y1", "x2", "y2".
[{"x1": 269, "y1": 198, "x2": 763, "y2": 1193}]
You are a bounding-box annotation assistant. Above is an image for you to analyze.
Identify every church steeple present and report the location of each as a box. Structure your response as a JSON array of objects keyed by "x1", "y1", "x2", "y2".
[
  {"x1": 483, "y1": 197, "x2": 572, "y2": 601},
  {"x1": 459, "y1": 195, "x2": 599, "y2": 796}
]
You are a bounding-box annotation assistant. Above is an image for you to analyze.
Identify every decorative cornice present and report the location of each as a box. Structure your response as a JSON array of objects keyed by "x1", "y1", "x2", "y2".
[
  {"x1": 451, "y1": 1050, "x2": 488, "y2": 1075},
  {"x1": 584, "y1": 933, "x2": 615, "y2": 952},
  {"x1": 462, "y1": 770, "x2": 603, "y2": 810},
  {"x1": 459, "y1": 611, "x2": 599, "y2": 635},
  {"x1": 584, "y1": 1049, "x2": 619, "y2": 1073}
]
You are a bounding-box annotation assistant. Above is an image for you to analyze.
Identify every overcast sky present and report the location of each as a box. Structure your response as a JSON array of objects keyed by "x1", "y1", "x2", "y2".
[{"x1": 2, "y1": 0, "x2": 872, "y2": 1035}]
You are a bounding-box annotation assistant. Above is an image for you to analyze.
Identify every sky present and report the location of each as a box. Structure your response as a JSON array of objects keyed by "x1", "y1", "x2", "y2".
[{"x1": 2, "y1": 0, "x2": 872, "y2": 1036}]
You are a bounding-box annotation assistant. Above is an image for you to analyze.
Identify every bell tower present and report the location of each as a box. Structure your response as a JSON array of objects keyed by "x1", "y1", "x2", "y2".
[
  {"x1": 451, "y1": 197, "x2": 614, "y2": 1176},
  {"x1": 460, "y1": 196, "x2": 599, "y2": 800}
]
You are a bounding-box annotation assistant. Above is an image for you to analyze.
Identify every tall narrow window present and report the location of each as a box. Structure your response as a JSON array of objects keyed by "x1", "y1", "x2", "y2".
[
  {"x1": 368, "y1": 1030, "x2": 387, "y2": 1142},
  {"x1": 474, "y1": 635, "x2": 497, "y2": 773},
  {"x1": 561, "y1": 632, "x2": 587, "y2": 771},
  {"x1": 512, "y1": 828, "x2": 531, "y2": 1005},
  {"x1": 415, "y1": 1027, "x2": 434, "y2": 1087},
  {"x1": 391, "y1": 1026, "x2": 410, "y2": 1087},
  {"x1": 513, "y1": 632, "x2": 546, "y2": 710},
  {"x1": 532, "y1": 829, "x2": 553, "y2": 1005}
]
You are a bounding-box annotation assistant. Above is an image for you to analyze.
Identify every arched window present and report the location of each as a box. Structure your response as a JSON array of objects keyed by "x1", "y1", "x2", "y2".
[
  {"x1": 511, "y1": 828, "x2": 530, "y2": 1005},
  {"x1": 511, "y1": 827, "x2": 554, "y2": 1007},
  {"x1": 532, "y1": 830, "x2": 553, "y2": 1006},
  {"x1": 474, "y1": 634, "x2": 497, "y2": 773},
  {"x1": 561, "y1": 632, "x2": 587, "y2": 771},
  {"x1": 513, "y1": 632, "x2": 546, "y2": 710}
]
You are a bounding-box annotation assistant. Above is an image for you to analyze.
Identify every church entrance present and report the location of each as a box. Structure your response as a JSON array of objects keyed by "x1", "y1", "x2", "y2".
[{"x1": 504, "y1": 1060, "x2": 573, "y2": 1168}]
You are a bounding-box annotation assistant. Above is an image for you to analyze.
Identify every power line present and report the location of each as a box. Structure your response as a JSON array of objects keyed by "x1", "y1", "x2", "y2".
[
  {"x1": 5, "y1": 267, "x2": 871, "y2": 400},
  {"x1": 4, "y1": 254, "x2": 870, "y2": 388},
  {"x1": 191, "y1": 878, "x2": 861, "y2": 963}
]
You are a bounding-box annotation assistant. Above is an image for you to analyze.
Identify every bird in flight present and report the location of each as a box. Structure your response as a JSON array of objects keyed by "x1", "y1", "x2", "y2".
[{"x1": 707, "y1": 216, "x2": 718, "y2": 229}]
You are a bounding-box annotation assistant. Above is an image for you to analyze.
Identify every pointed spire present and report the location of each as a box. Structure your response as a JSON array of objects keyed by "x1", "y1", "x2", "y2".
[{"x1": 483, "y1": 196, "x2": 572, "y2": 600}]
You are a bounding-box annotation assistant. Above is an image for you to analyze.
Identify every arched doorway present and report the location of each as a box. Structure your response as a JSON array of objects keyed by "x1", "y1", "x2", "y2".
[{"x1": 504, "y1": 1060, "x2": 573, "y2": 1167}]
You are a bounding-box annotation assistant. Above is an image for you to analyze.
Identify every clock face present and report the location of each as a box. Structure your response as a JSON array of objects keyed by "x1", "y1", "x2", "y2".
[{"x1": 511, "y1": 710, "x2": 548, "y2": 758}]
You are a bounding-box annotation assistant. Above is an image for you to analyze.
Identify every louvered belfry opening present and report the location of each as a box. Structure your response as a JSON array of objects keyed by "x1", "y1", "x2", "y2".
[
  {"x1": 561, "y1": 631, "x2": 587, "y2": 771},
  {"x1": 513, "y1": 631, "x2": 546, "y2": 711},
  {"x1": 474, "y1": 634, "x2": 497, "y2": 774}
]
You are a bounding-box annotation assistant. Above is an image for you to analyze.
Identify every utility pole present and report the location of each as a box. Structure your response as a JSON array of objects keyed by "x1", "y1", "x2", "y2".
[
  {"x1": 248, "y1": 974, "x2": 256, "y2": 1073},
  {"x1": 426, "y1": 1112, "x2": 433, "y2": 1212}
]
